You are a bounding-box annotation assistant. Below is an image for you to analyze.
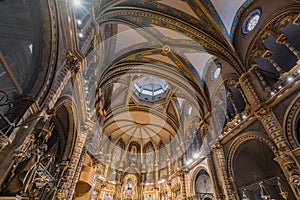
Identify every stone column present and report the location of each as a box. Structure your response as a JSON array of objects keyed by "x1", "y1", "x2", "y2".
[
  {"x1": 235, "y1": 83, "x2": 251, "y2": 118},
  {"x1": 179, "y1": 172, "x2": 186, "y2": 200},
  {"x1": 56, "y1": 124, "x2": 88, "y2": 199},
  {"x1": 238, "y1": 69, "x2": 265, "y2": 107},
  {"x1": 167, "y1": 180, "x2": 172, "y2": 200},
  {"x1": 212, "y1": 142, "x2": 237, "y2": 200},
  {"x1": 206, "y1": 153, "x2": 223, "y2": 200},
  {"x1": 252, "y1": 65, "x2": 270, "y2": 92},
  {"x1": 255, "y1": 107, "x2": 300, "y2": 198},
  {"x1": 115, "y1": 170, "x2": 123, "y2": 200},
  {"x1": 140, "y1": 173, "x2": 146, "y2": 200}
]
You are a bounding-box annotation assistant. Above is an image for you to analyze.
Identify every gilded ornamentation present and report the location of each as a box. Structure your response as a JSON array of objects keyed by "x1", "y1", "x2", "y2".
[
  {"x1": 161, "y1": 45, "x2": 171, "y2": 56},
  {"x1": 284, "y1": 96, "x2": 300, "y2": 148},
  {"x1": 66, "y1": 52, "x2": 81, "y2": 73},
  {"x1": 246, "y1": 8, "x2": 300, "y2": 67},
  {"x1": 254, "y1": 107, "x2": 272, "y2": 120}
]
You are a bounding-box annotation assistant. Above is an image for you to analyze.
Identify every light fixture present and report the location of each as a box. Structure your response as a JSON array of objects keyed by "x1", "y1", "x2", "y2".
[
  {"x1": 24, "y1": 123, "x2": 29, "y2": 129},
  {"x1": 193, "y1": 153, "x2": 200, "y2": 159},
  {"x1": 185, "y1": 159, "x2": 193, "y2": 166},
  {"x1": 242, "y1": 114, "x2": 247, "y2": 119},
  {"x1": 297, "y1": 69, "x2": 300, "y2": 74},
  {"x1": 278, "y1": 85, "x2": 282, "y2": 89},
  {"x1": 157, "y1": 179, "x2": 166, "y2": 184},
  {"x1": 287, "y1": 76, "x2": 293, "y2": 82},
  {"x1": 259, "y1": 182, "x2": 271, "y2": 200},
  {"x1": 277, "y1": 177, "x2": 288, "y2": 200},
  {"x1": 98, "y1": 175, "x2": 106, "y2": 181},
  {"x1": 78, "y1": 33, "x2": 84, "y2": 38},
  {"x1": 73, "y1": 0, "x2": 81, "y2": 6},
  {"x1": 242, "y1": 189, "x2": 249, "y2": 200},
  {"x1": 270, "y1": 91, "x2": 275, "y2": 96},
  {"x1": 77, "y1": 19, "x2": 82, "y2": 25},
  {"x1": 28, "y1": 44, "x2": 33, "y2": 54},
  {"x1": 110, "y1": 181, "x2": 116, "y2": 185}
]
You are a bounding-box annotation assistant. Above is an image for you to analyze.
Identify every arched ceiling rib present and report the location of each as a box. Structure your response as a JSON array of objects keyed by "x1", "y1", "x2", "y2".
[
  {"x1": 96, "y1": 4, "x2": 244, "y2": 74},
  {"x1": 210, "y1": 0, "x2": 246, "y2": 33},
  {"x1": 92, "y1": 0, "x2": 247, "y2": 166}
]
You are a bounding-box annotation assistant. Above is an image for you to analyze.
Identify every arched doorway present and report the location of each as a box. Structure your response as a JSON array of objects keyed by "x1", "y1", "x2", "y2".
[
  {"x1": 194, "y1": 169, "x2": 214, "y2": 200},
  {"x1": 232, "y1": 139, "x2": 296, "y2": 200}
]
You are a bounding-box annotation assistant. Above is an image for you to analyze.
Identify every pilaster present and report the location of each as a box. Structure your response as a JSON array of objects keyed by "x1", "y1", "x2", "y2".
[
  {"x1": 206, "y1": 153, "x2": 223, "y2": 200},
  {"x1": 255, "y1": 107, "x2": 300, "y2": 198},
  {"x1": 212, "y1": 142, "x2": 237, "y2": 200}
]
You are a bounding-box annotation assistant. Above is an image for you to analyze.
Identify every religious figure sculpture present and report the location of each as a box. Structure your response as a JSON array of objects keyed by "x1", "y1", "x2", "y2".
[{"x1": 123, "y1": 177, "x2": 137, "y2": 200}]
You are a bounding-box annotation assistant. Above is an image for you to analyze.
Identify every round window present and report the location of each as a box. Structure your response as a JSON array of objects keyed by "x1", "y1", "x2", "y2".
[
  {"x1": 210, "y1": 64, "x2": 221, "y2": 80},
  {"x1": 242, "y1": 9, "x2": 261, "y2": 34},
  {"x1": 186, "y1": 104, "x2": 192, "y2": 116}
]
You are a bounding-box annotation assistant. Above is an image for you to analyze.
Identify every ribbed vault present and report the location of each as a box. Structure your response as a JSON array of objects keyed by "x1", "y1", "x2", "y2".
[{"x1": 92, "y1": 0, "x2": 241, "y2": 176}]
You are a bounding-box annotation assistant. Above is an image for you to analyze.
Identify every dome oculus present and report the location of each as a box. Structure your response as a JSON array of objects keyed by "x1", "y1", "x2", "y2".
[{"x1": 134, "y1": 76, "x2": 168, "y2": 101}]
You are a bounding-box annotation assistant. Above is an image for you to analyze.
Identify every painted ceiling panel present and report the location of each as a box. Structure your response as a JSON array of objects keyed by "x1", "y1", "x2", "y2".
[
  {"x1": 152, "y1": 25, "x2": 192, "y2": 40},
  {"x1": 210, "y1": 0, "x2": 246, "y2": 32},
  {"x1": 114, "y1": 24, "x2": 148, "y2": 53},
  {"x1": 157, "y1": 0, "x2": 200, "y2": 20},
  {"x1": 184, "y1": 52, "x2": 214, "y2": 78},
  {"x1": 144, "y1": 54, "x2": 176, "y2": 66}
]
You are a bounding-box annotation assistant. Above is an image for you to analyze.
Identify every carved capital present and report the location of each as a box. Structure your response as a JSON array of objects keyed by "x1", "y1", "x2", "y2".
[
  {"x1": 262, "y1": 50, "x2": 273, "y2": 60},
  {"x1": 276, "y1": 34, "x2": 288, "y2": 44},
  {"x1": 211, "y1": 140, "x2": 222, "y2": 150},
  {"x1": 255, "y1": 107, "x2": 272, "y2": 120},
  {"x1": 199, "y1": 122, "x2": 209, "y2": 135},
  {"x1": 66, "y1": 52, "x2": 81, "y2": 73}
]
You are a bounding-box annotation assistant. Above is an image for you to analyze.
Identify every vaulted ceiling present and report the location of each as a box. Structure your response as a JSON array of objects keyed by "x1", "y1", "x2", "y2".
[{"x1": 91, "y1": 0, "x2": 251, "y2": 159}]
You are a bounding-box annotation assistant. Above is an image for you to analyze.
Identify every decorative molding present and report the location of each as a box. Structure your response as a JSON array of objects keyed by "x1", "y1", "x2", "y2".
[
  {"x1": 284, "y1": 96, "x2": 300, "y2": 148},
  {"x1": 227, "y1": 132, "x2": 279, "y2": 178},
  {"x1": 97, "y1": 8, "x2": 244, "y2": 74},
  {"x1": 254, "y1": 107, "x2": 272, "y2": 120},
  {"x1": 246, "y1": 7, "x2": 300, "y2": 68},
  {"x1": 36, "y1": 0, "x2": 59, "y2": 105}
]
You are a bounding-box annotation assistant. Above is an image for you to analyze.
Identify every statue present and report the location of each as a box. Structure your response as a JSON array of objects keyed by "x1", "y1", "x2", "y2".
[
  {"x1": 130, "y1": 145, "x2": 138, "y2": 164},
  {"x1": 123, "y1": 177, "x2": 137, "y2": 200},
  {"x1": 124, "y1": 180, "x2": 133, "y2": 196}
]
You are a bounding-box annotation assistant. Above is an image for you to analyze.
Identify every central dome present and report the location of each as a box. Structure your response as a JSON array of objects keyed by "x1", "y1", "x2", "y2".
[{"x1": 133, "y1": 76, "x2": 168, "y2": 101}]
